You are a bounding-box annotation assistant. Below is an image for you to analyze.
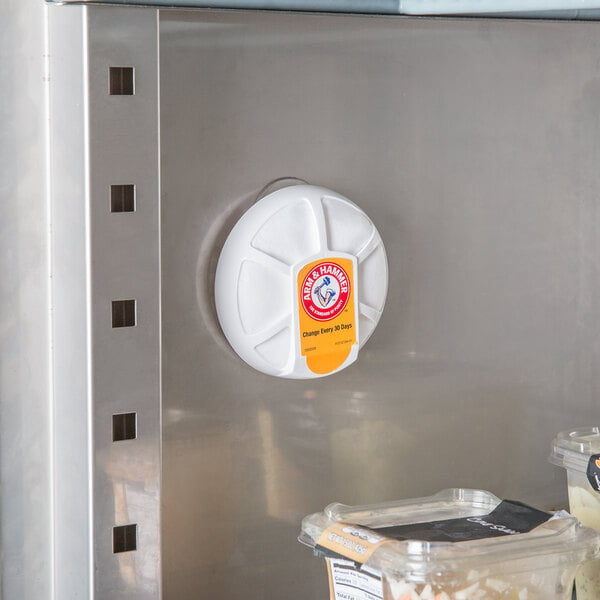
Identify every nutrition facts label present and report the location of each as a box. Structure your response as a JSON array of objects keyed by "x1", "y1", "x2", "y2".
[{"x1": 326, "y1": 558, "x2": 383, "y2": 600}]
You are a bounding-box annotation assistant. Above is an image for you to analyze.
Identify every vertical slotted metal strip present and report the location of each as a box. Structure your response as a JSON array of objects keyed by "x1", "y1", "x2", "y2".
[{"x1": 86, "y1": 6, "x2": 161, "y2": 598}]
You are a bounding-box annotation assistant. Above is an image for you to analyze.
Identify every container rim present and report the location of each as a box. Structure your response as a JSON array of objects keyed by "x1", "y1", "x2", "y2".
[
  {"x1": 549, "y1": 426, "x2": 600, "y2": 474},
  {"x1": 299, "y1": 488, "x2": 600, "y2": 578}
]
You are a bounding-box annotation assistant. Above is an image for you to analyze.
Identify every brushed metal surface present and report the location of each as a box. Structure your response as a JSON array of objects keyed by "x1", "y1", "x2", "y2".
[
  {"x1": 86, "y1": 6, "x2": 162, "y2": 599},
  {"x1": 47, "y1": 5, "x2": 93, "y2": 597},
  {"x1": 1, "y1": 1, "x2": 52, "y2": 597},
  {"x1": 159, "y1": 10, "x2": 600, "y2": 599},
  {"x1": 49, "y1": 4, "x2": 162, "y2": 598}
]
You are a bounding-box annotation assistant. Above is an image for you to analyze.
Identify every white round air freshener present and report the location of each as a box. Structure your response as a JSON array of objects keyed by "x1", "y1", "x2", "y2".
[{"x1": 214, "y1": 184, "x2": 387, "y2": 379}]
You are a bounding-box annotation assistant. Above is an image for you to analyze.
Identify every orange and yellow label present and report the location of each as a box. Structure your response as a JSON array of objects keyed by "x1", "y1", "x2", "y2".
[
  {"x1": 317, "y1": 522, "x2": 389, "y2": 564},
  {"x1": 297, "y1": 257, "x2": 357, "y2": 375}
]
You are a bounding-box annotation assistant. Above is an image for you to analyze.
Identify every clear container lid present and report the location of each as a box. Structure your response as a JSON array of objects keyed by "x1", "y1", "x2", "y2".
[
  {"x1": 299, "y1": 488, "x2": 600, "y2": 582},
  {"x1": 549, "y1": 426, "x2": 600, "y2": 474}
]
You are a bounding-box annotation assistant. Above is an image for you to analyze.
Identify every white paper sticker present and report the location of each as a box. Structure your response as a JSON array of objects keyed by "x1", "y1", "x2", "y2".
[{"x1": 327, "y1": 557, "x2": 383, "y2": 600}]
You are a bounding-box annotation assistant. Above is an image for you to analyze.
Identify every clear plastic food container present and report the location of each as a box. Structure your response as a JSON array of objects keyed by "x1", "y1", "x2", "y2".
[
  {"x1": 550, "y1": 427, "x2": 600, "y2": 600},
  {"x1": 299, "y1": 488, "x2": 600, "y2": 600}
]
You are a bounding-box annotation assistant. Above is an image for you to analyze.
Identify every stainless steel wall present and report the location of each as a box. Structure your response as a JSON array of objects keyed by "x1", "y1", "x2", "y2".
[
  {"x1": 1, "y1": 1, "x2": 52, "y2": 597},
  {"x1": 159, "y1": 10, "x2": 600, "y2": 600},
  {"x1": 7, "y1": 4, "x2": 163, "y2": 597}
]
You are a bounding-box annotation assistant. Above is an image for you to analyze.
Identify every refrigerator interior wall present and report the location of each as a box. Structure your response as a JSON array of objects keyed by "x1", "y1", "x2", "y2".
[
  {"x1": 159, "y1": 9, "x2": 600, "y2": 600},
  {"x1": 6, "y1": 4, "x2": 600, "y2": 599},
  {"x1": 1, "y1": 0, "x2": 52, "y2": 597}
]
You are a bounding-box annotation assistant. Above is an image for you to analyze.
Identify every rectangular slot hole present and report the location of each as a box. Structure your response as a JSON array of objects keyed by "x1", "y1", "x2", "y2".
[
  {"x1": 109, "y1": 67, "x2": 135, "y2": 95},
  {"x1": 113, "y1": 524, "x2": 137, "y2": 553},
  {"x1": 110, "y1": 184, "x2": 136, "y2": 213},
  {"x1": 112, "y1": 299, "x2": 136, "y2": 328},
  {"x1": 113, "y1": 413, "x2": 137, "y2": 442}
]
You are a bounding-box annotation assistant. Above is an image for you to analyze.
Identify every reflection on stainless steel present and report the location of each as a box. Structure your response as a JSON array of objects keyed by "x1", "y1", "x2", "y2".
[
  {"x1": 85, "y1": 6, "x2": 161, "y2": 598},
  {"x1": 104, "y1": 437, "x2": 161, "y2": 590},
  {"x1": 47, "y1": 4, "x2": 162, "y2": 598},
  {"x1": 48, "y1": 6, "x2": 92, "y2": 597},
  {"x1": 194, "y1": 188, "x2": 259, "y2": 358},
  {"x1": 161, "y1": 9, "x2": 600, "y2": 599},
  {"x1": 1, "y1": 0, "x2": 52, "y2": 597}
]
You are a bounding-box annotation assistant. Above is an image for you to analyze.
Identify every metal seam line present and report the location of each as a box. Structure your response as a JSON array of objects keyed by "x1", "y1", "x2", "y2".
[
  {"x1": 82, "y1": 6, "x2": 95, "y2": 598},
  {"x1": 43, "y1": 3, "x2": 56, "y2": 597}
]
